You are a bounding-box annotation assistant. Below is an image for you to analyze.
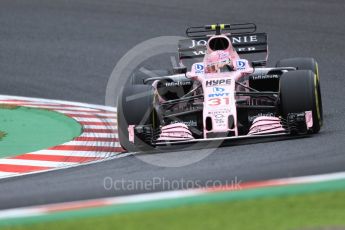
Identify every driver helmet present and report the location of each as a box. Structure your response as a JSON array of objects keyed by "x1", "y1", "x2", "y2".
[{"x1": 204, "y1": 50, "x2": 231, "y2": 73}]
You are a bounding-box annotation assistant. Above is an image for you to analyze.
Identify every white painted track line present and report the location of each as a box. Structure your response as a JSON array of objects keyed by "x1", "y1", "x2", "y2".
[{"x1": 0, "y1": 159, "x2": 78, "y2": 167}]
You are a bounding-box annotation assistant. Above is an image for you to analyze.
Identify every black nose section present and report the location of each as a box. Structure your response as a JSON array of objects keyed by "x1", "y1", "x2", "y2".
[
  {"x1": 206, "y1": 117, "x2": 213, "y2": 131},
  {"x1": 228, "y1": 115, "x2": 234, "y2": 129}
]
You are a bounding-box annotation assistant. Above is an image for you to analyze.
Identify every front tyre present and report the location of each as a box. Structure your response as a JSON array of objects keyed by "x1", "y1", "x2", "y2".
[
  {"x1": 117, "y1": 85, "x2": 156, "y2": 152},
  {"x1": 279, "y1": 70, "x2": 323, "y2": 133}
]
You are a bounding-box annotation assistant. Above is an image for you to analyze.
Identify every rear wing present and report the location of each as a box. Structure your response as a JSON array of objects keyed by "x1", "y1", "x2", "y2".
[
  {"x1": 178, "y1": 29, "x2": 268, "y2": 66},
  {"x1": 178, "y1": 33, "x2": 268, "y2": 63}
]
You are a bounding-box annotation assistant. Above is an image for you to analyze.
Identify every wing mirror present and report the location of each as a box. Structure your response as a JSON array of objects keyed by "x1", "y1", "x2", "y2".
[
  {"x1": 173, "y1": 66, "x2": 187, "y2": 74},
  {"x1": 251, "y1": 60, "x2": 267, "y2": 67}
]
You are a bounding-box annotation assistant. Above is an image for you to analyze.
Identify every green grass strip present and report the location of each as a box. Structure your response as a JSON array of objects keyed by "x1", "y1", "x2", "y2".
[
  {"x1": 1, "y1": 179, "x2": 345, "y2": 229},
  {"x1": 2, "y1": 188, "x2": 345, "y2": 230}
]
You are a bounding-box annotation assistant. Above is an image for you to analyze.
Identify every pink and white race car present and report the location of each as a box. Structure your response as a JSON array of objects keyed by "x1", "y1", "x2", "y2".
[{"x1": 117, "y1": 23, "x2": 323, "y2": 151}]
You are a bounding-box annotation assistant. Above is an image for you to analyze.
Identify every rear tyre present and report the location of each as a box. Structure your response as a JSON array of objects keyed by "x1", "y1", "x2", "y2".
[
  {"x1": 276, "y1": 57, "x2": 318, "y2": 73},
  {"x1": 279, "y1": 70, "x2": 323, "y2": 133},
  {"x1": 117, "y1": 85, "x2": 156, "y2": 152}
]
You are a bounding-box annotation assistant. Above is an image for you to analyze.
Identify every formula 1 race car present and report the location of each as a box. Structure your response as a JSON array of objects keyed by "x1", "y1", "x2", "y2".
[{"x1": 117, "y1": 23, "x2": 323, "y2": 151}]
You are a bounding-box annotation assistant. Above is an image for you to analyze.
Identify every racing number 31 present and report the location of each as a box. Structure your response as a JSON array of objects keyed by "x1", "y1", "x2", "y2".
[{"x1": 208, "y1": 98, "x2": 230, "y2": 106}]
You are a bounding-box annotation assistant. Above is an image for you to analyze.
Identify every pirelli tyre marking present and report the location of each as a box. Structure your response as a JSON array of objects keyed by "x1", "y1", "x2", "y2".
[{"x1": 314, "y1": 74, "x2": 322, "y2": 127}]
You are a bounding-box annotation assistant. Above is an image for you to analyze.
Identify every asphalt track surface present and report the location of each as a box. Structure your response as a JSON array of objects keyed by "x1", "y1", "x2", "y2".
[{"x1": 0, "y1": 0, "x2": 345, "y2": 209}]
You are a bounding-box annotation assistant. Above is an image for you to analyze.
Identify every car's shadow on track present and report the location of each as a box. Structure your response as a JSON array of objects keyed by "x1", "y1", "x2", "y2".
[{"x1": 133, "y1": 134, "x2": 312, "y2": 156}]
